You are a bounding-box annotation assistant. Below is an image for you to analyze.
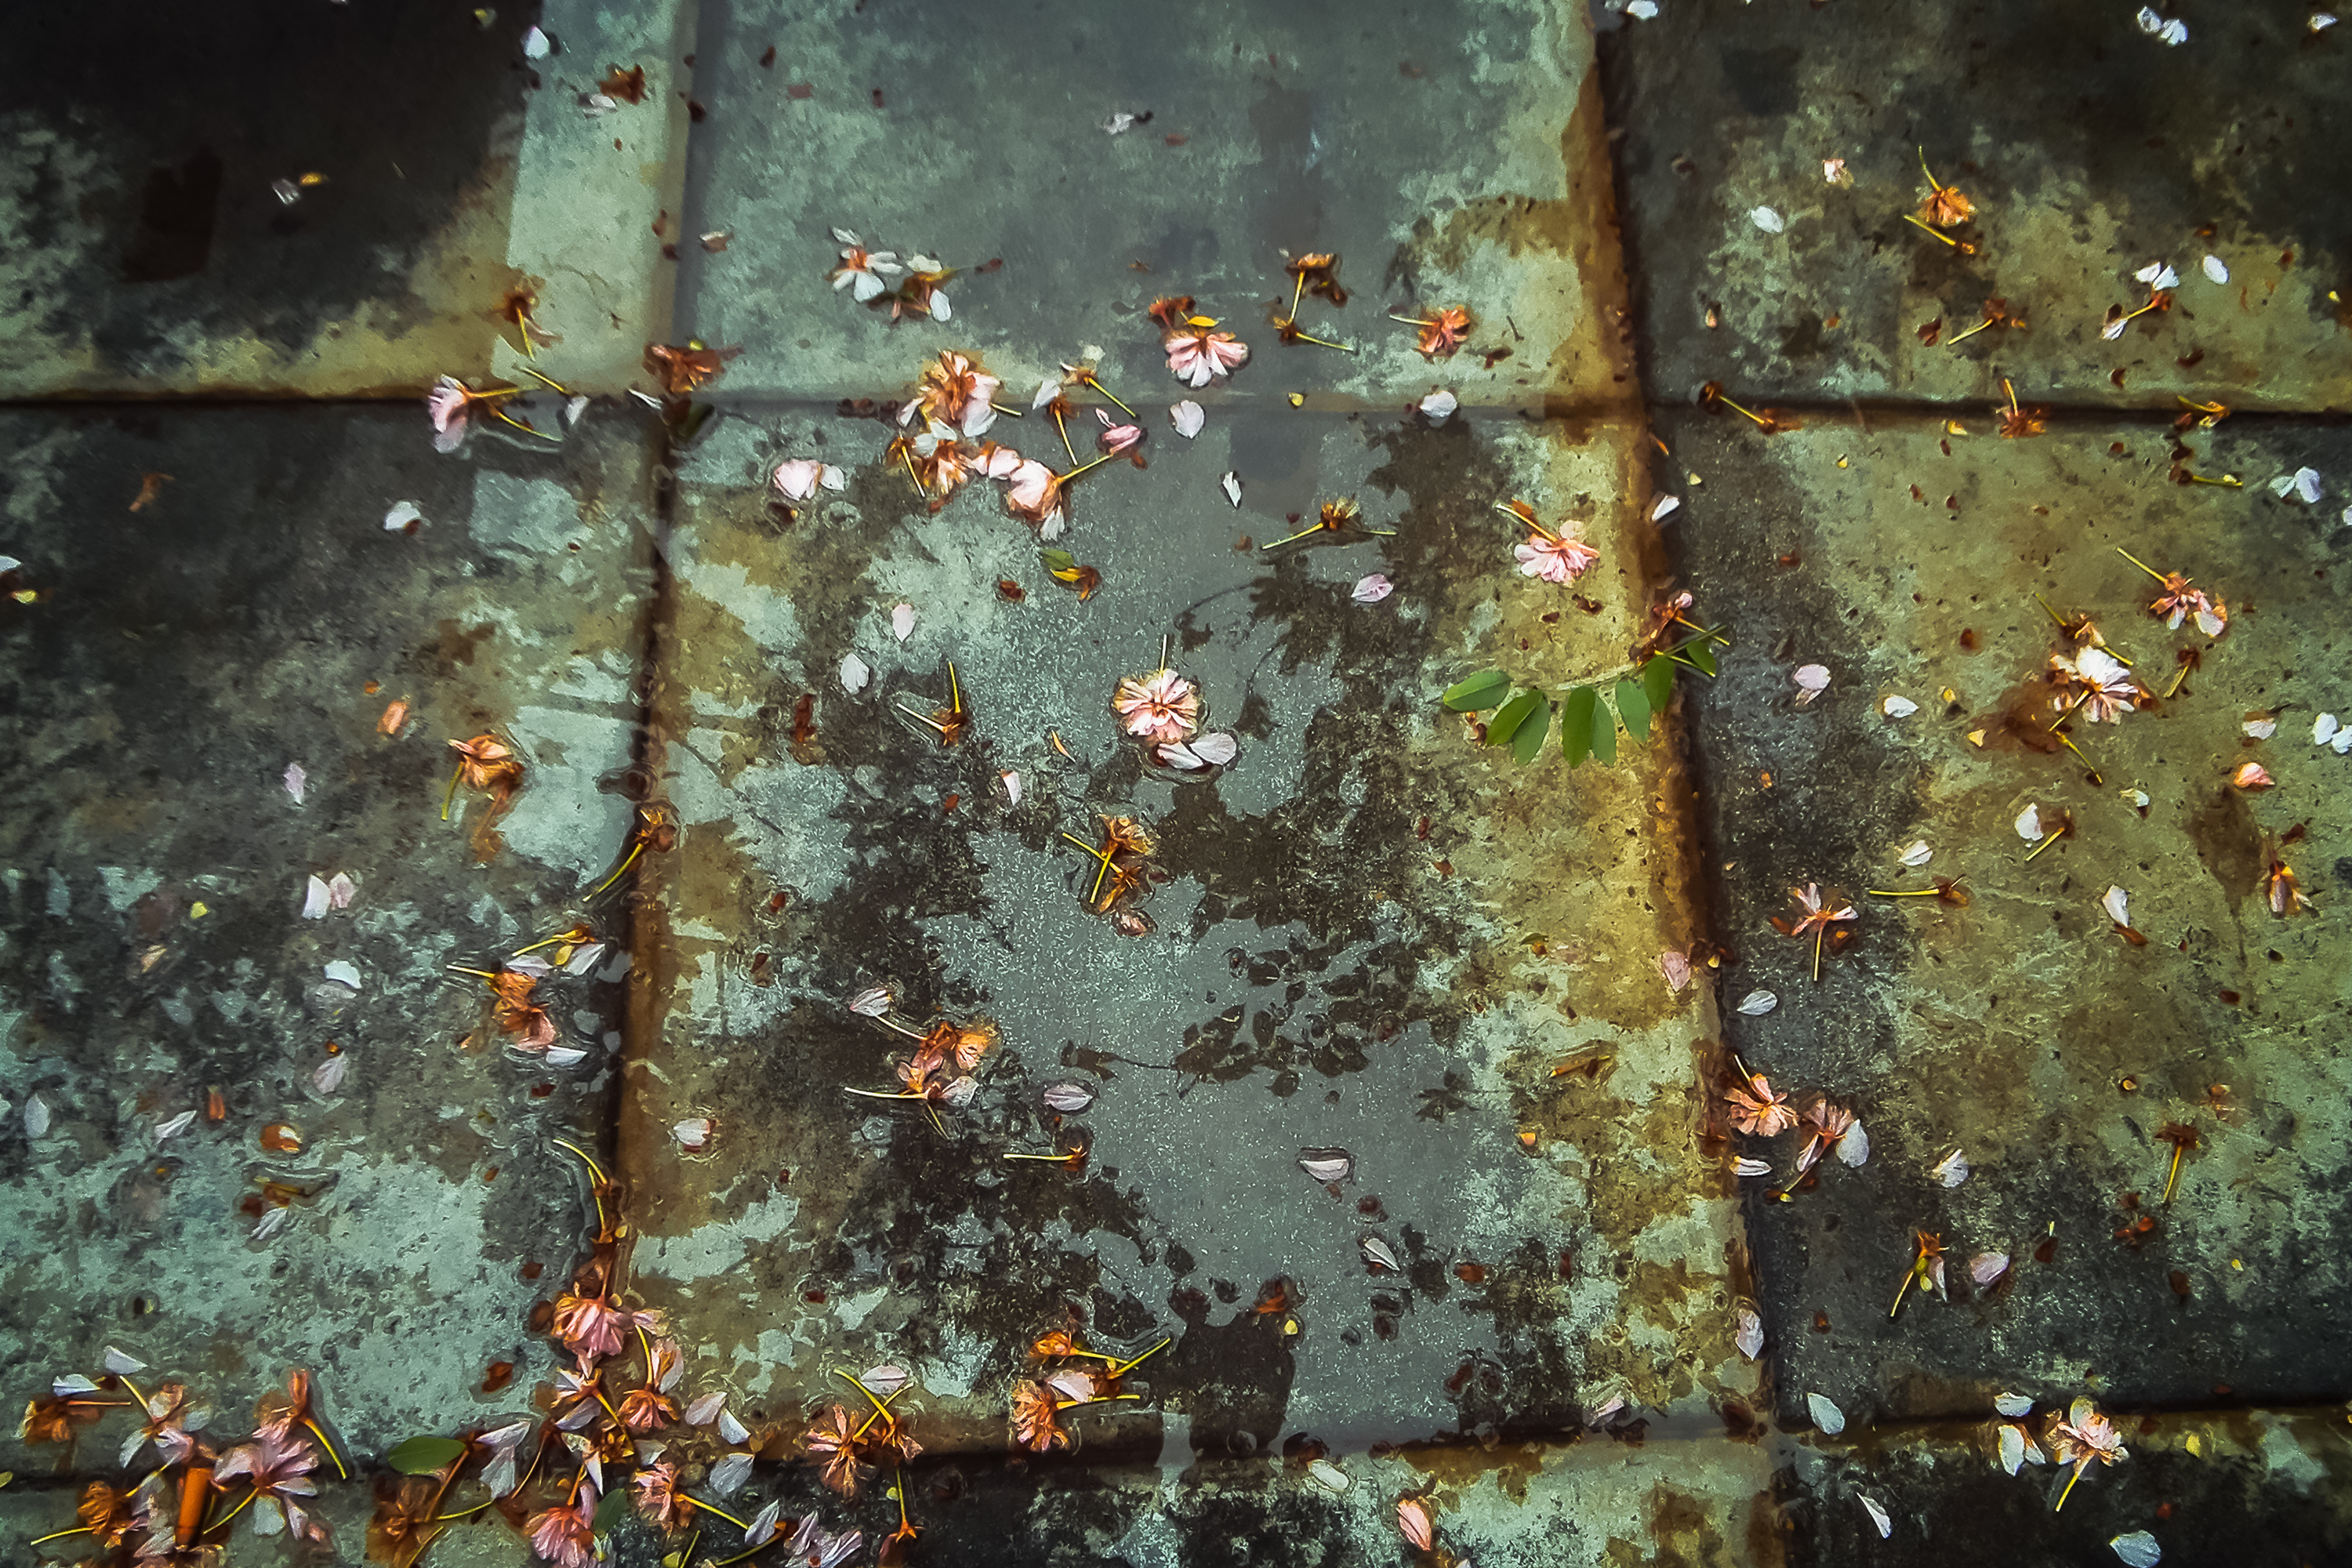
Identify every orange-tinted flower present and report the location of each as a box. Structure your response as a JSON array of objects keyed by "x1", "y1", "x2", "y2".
[
  {"x1": 1145, "y1": 296, "x2": 1196, "y2": 332},
  {"x1": 2048, "y1": 648, "x2": 2143, "y2": 724},
  {"x1": 368, "y1": 1474, "x2": 441, "y2": 1567},
  {"x1": 1725, "y1": 1072, "x2": 1798, "y2": 1137},
  {"x1": 20, "y1": 1393, "x2": 107, "y2": 1446},
  {"x1": 1396, "y1": 1496, "x2": 1436, "y2": 1551},
  {"x1": 2266, "y1": 859, "x2": 2310, "y2": 916},
  {"x1": 1009, "y1": 1379, "x2": 1071, "y2": 1453},
  {"x1": 1004, "y1": 459, "x2": 1068, "y2": 535},
  {"x1": 1410, "y1": 307, "x2": 1473, "y2": 359},
  {"x1": 449, "y1": 735, "x2": 524, "y2": 796},
  {"x1": 527, "y1": 1490, "x2": 598, "y2": 1568},
  {"x1": 631, "y1": 1459, "x2": 693, "y2": 1532},
  {"x1": 902, "y1": 350, "x2": 1000, "y2": 439},
  {"x1": 644, "y1": 342, "x2": 742, "y2": 395},
  {"x1": 79, "y1": 1481, "x2": 138, "y2": 1550},
  {"x1": 216, "y1": 1429, "x2": 325, "y2": 1541},
  {"x1": 1283, "y1": 251, "x2": 1347, "y2": 308},
  {"x1": 2147, "y1": 572, "x2": 2227, "y2": 636},
  {"x1": 1919, "y1": 183, "x2": 1975, "y2": 228},
  {"x1": 802, "y1": 1404, "x2": 873, "y2": 1497}
]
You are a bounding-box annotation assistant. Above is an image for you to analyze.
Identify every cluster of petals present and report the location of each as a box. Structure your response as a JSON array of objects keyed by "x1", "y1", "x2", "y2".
[
  {"x1": 902, "y1": 350, "x2": 999, "y2": 438},
  {"x1": 827, "y1": 228, "x2": 903, "y2": 302},
  {"x1": 2047, "y1": 647, "x2": 2143, "y2": 724},
  {"x1": 1515, "y1": 530, "x2": 1600, "y2": 584},
  {"x1": 1164, "y1": 324, "x2": 1250, "y2": 387},
  {"x1": 216, "y1": 1430, "x2": 325, "y2": 1541},
  {"x1": 2147, "y1": 572, "x2": 2227, "y2": 637},
  {"x1": 1112, "y1": 669, "x2": 1201, "y2": 747}
]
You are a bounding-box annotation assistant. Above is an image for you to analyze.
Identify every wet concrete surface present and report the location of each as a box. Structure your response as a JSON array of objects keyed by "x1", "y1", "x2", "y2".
[
  {"x1": 633, "y1": 400, "x2": 1747, "y2": 1458},
  {"x1": 674, "y1": 0, "x2": 1635, "y2": 410},
  {"x1": 1664, "y1": 409, "x2": 2352, "y2": 1429},
  {"x1": 1599, "y1": 0, "x2": 2352, "y2": 412},
  {"x1": 0, "y1": 405, "x2": 656, "y2": 1462},
  {"x1": 5, "y1": 2, "x2": 2352, "y2": 1563}
]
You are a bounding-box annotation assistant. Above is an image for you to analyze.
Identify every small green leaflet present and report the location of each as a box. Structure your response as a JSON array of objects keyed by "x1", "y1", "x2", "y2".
[
  {"x1": 1559, "y1": 687, "x2": 1599, "y2": 767},
  {"x1": 1641, "y1": 655, "x2": 1675, "y2": 718},
  {"x1": 590, "y1": 1485, "x2": 632, "y2": 1534},
  {"x1": 1588, "y1": 688, "x2": 1619, "y2": 764},
  {"x1": 1039, "y1": 548, "x2": 1078, "y2": 574},
  {"x1": 1614, "y1": 677, "x2": 1651, "y2": 742},
  {"x1": 387, "y1": 1435, "x2": 467, "y2": 1475},
  {"x1": 1687, "y1": 641, "x2": 1718, "y2": 678},
  {"x1": 1441, "y1": 670, "x2": 1512, "y2": 713},
  {"x1": 1486, "y1": 688, "x2": 1544, "y2": 748},
  {"x1": 1512, "y1": 697, "x2": 1554, "y2": 764}
]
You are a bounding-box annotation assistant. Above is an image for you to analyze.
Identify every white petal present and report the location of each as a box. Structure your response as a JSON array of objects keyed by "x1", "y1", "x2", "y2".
[
  {"x1": 831, "y1": 227, "x2": 862, "y2": 246},
  {"x1": 2160, "y1": 18, "x2": 2187, "y2": 44},
  {"x1": 1306, "y1": 1458, "x2": 1351, "y2": 1494},
  {"x1": 840, "y1": 653, "x2": 871, "y2": 694},
  {"x1": 1298, "y1": 1149, "x2": 1353, "y2": 1183},
  {"x1": 1835, "y1": 1120, "x2": 1869, "y2": 1167},
  {"x1": 891, "y1": 604, "x2": 914, "y2": 644},
  {"x1": 24, "y1": 1093, "x2": 48, "y2": 1138},
  {"x1": 1736, "y1": 989, "x2": 1777, "y2": 1015},
  {"x1": 1000, "y1": 769, "x2": 1022, "y2": 806},
  {"x1": 547, "y1": 1045, "x2": 590, "y2": 1068},
  {"x1": 302, "y1": 876, "x2": 331, "y2": 920},
  {"x1": 1998, "y1": 1424, "x2": 2029, "y2": 1473},
  {"x1": 1352, "y1": 573, "x2": 1395, "y2": 604},
  {"x1": 521, "y1": 25, "x2": 550, "y2": 58},
  {"x1": 1881, "y1": 694, "x2": 1918, "y2": 718},
  {"x1": 718, "y1": 1408, "x2": 751, "y2": 1445},
  {"x1": 53, "y1": 1374, "x2": 100, "y2": 1396},
  {"x1": 1806, "y1": 1392, "x2": 1846, "y2": 1436},
  {"x1": 1359, "y1": 1235, "x2": 1402, "y2": 1272},
  {"x1": 850, "y1": 271, "x2": 884, "y2": 303},
  {"x1": 1733, "y1": 1156, "x2": 1773, "y2": 1177},
  {"x1": 2136, "y1": 6, "x2": 2162, "y2": 32},
  {"x1": 1627, "y1": 0, "x2": 1658, "y2": 15},
  {"x1": 2101, "y1": 885, "x2": 2130, "y2": 927},
  {"x1": 283, "y1": 762, "x2": 306, "y2": 804},
  {"x1": 1189, "y1": 732, "x2": 1240, "y2": 765},
  {"x1": 1418, "y1": 389, "x2": 1458, "y2": 423},
  {"x1": 2295, "y1": 466, "x2": 2323, "y2": 504},
  {"x1": 673, "y1": 1117, "x2": 713, "y2": 1149},
  {"x1": 2201, "y1": 254, "x2": 2229, "y2": 284},
  {"x1": 2111, "y1": 1530, "x2": 2162, "y2": 1568},
  {"x1": 2014, "y1": 804, "x2": 2043, "y2": 842},
  {"x1": 507, "y1": 954, "x2": 554, "y2": 979},
  {"x1": 1898, "y1": 840, "x2": 1933, "y2": 866},
  {"x1": 1157, "y1": 742, "x2": 1204, "y2": 771},
  {"x1": 1102, "y1": 112, "x2": 1136, "y2": 135},
  {"x1": 1221, "y1": 470, "x2": 1243, "y2": 508},
  {"x1": 2314, "y1": 13, "x2": 2340, "y2": 31},
  {"x1": 1650, "y1": 493, "x2": 1682, "y2": 521},
  {"x1": 253, "y1": 1206, "x2": 291, "y2": 1241},
  {"x1": 323, "y1": 960, "x2": 362, "y2": 990},
  {"x1": 2102, "y1": 318, "x2": 2130, "y2": 340},
  {"x1": 314, "y1": 1055, "x2": 350, "y2": 1095},
  {"x1": 709, "y1": 1452, "x2": 753, "y2": 1496},
  {"x1": 1793, "y1": 663, "x2": 1831, "y2": 692},
  {"x1": 563, "y1": 394, "x2": 590, "y2": 429},
  {"x1": 1931, "y1": 1148, "x2": 1969, "y2": 1187},
  {"x1": 1974, "y1": 1254, "x2": 2013, "y2": 1287},
  {"x1": 156, "y1": 1109, "x2": 198, "y2": 1142},
  {"x1": 1170, "y1": 401, "x2": 1205, "y2": 438},
  {"x1": 929, "y1": 290, "x2": 951, "y2": 321},
  {"x1": 2313, "y1": 713, "x2": 2340, "y2": 746},
  {"x1": 684, "y1": 1392, "x2": 726, "y2": 1426},
  {"x1": 746, "y1": 1501, "x2": 783, "y2": 1547},
  {"x1": 563, "y1": 942, "x2": 608, "y2": 976},
  {"x1": 1860, "y1": 1494, "x2": 1891, "y2": 1539},
  {"x1": 1994, "y1": 1391, "x2": 2034, "y2": 1418},
  {"x1": 327, "y1": 872, "x2": 356, "y2": 909},
  {"x1": 1734, "y1": 1305, "x2": 1764, "y2": 1361},
  {"x1": 1041, "y1": 1081, "x2": 1096, "y2": 1113},
  {"x1": 859, "y1": 1364, "x2": 911, "y2": 1398},
  {"x1": 104, "y1": 1345, "x2": 147, "y2": 1374},
  {"x1": 1751, "y1": 205, "x2": 1785, "y2": 234}
]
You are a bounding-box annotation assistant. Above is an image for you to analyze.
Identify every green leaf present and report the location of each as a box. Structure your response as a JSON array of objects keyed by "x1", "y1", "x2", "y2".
[
  {"x1": 1038, "y1": 548, "x2": 1078, "y2": 574},
  {"x1": 1512, "y1": 697, "x2": 1554, "y2": 764},
  {"x1": 1615, "y1": 678, "x2": 1652, "y2": 744},
  {"x1": 1559, "y1": 688, "x2": 1599, "y2": 767},
  {"x1": 1441, "y1": 669, "x2": 1513, "y2": 713},
  {"x1": 1641, "y1": 655, "x2": 1675, "y2": 717},
  {"x1": 1589, "y1": 689, "x2": 1619, "y2": 765},
  {"x1": 1688, "y1": 641, "x2": 1718, "y2": 678},
  {"x1": 1486, "y1": 688, "x2": 1544, "y2": 748},
  {"x1": 386, "y1": 1436, "x2": 466, "y2": 1475},
  {"x1": 590, "y1": 1484, "x2": 632, "y2": 1535}
]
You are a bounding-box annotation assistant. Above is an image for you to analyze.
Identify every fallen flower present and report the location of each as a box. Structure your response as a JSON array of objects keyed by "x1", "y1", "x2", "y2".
[
  {"x1": 1498, "y1": 499, "x2": 1599, "y2": 584},
  {"x1": 528, "y1": 1488, "x2": 599, "y2": 1568},
  {"x1": 1393, "y1": 304, "x2": 1473, "y2": 359},
  {"x1": 644, "y1": 342, "x2": 742, "y2": 395},
  {"x1": 2047, "y1": 1396, "x2": 2126, "y2": 1509},
  {"x1": 2266, "y1": 858, "x2": 2310, "y2": 916},
  {"x1": 1112, "y1": 668, "x2": 1200, "y2": 746},
  {"x1": 2231, "y1": 760, "x2": 2273, "y2": 790},
  {"x1": 1771, "y1": 882, "x2": 1856, "y2": 981},
  {"x1": 1164, "y1": 322, "x2": 1250, "y2": 387},
  {"x1": 774, "y1": 459, "x2": 847, "y2": 500},
  {"x1": 1726, "y1": 1070, "x2": 1797, "y2": 1135},
  {"x1": 829, "y1": 230, "x2": 903, "y2": 302}
]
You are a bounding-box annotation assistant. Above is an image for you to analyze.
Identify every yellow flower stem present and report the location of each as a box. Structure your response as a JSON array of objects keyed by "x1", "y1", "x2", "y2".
[
  {"x1": 843, "y1": 1087, "x2": 931, "y2": 1100},
  {"x1": 1492, "y1": 501, "x2": 1559, "y2": 543},
  {"x1": 1867, "y1": 888, "x2": 1944, "y2": 898},
  {"x1": 587, "y1": 839, "x2": 644, "y2": 899},
  {"x1": 2003, "y1": 378, "x2": 2021, "y2": 418},
  {"x1": 441, "y1": 761, "x2": 465, "y2": 821},
  {"x1": 2048, "y1": 691, "x2": 2091, "y2": 732},
  {"x1": 306, "y1": 1415, "x2": 348, "y2": 1479},
  {"x1": 1946, "y1": 317, "x2": 1995, "y2": 346},
  {"x1": 895, "y1": 702, "x2": 953, "y2": 735},
  {"x1": 850, "y1": 1384, "x2": 908, "y2": 1442},
  {"x1": 1812, "y1": 926, "x2": 1824, "y2": 984},
  {"x1": 446, "y1": 965, "x2": 499, "y2": 980},
  {"x1": 205, "y1": 1485, "x2": 263, "y2": 1535},
  {"x1": 517, "y1": 364, "x2": 569, "y2": 394},
  {"x1": 1062, "y1": 452, "x2": 1115, "y2": 483},
  {"x1": 2162, "y1": 660, "x2": 2194, "y2": 699},
  {"x1": 876, "y1": 1017, "x2": 929, "y2": 1040},
  {"x1": 1283, "y1": 272, "x2": 1306, "y2": 326},
  {"x1": 688, "y1": 1497, "x2": 750, "y2": 1530},
  {"x1": 1918, "y1": 146, "x2": 1941, "y2": 191},
  {"x1": 2054, "y1": 1461, "x2": 2086, "y2": 1512},
  {"x1": 1901, "y1": 212, "x2": 1962, "y2": 247},
  {"x1": 2161, "y1": 1142, "x2": 2186, "y2": 1207},
  {"x1": 1083, "y1": 375, "x2": 1134, "y2": 418},
  {"x1": 1889, "y1": 1265, "x2": 1915, "y2": 1319},
  {"x1": 1004, "y1": 1151, "x2": 1078, "y2": 1162},
  {"x1": 2053, "y1": 730, "x2": 2103, "y2": 783},
  {"x1": 552, "y1": 1137, "x2": 609, "y2": 1188},
  {"x1": 2111, "y1": 547, "x2": 2169, "y2": 584},
  {"x1": 485, "y1": 405, "x2": 562, "y2": 442},
  {"x1": 901, "y1": 448, "x2": 925, "y2": 493},
  {"x1": 833, "y1": 1368, "x2": 891, "y2": 1417},
  {"x1": 1388, "y1": 314, "x2": 1439, "y2": 327},
  {"x1": 1260, "y1": 522, "x2": 1329, "y2": 548},
  {"x1": 1107, "y1": 1336, "x2": 1173, "y2": 1379},
  {"x1": 1289, "y1": 331, "x2": 1356, "y2": 352},
  {"x1": 986, "y1": 401, "x2": 1025, "y2": 417},
  {"x1": 28, "y1": 1528, "x2": 94, "y2": 1546},
  {"x1": 1714, "y1": 393, "x2": 1770, "y2": 429},
  {"x1": 1053, "y1": 406, "x2": 1076, "y2": 463},
  {"x1": 2023, "y1": 829, "x2": 2068, "y2": 863}
]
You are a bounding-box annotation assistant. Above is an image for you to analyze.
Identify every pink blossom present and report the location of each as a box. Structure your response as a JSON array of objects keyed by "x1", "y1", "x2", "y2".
[
  {"x1": 427, "y1": 377, "x2": 470, "y2": 453},
  {"x1": 1112, "y1": 669, "x2": 1201, "y2": 746},
  {"x1": 528, "y1": 1490, "x2": 599, "y2": 1568},
  {"x1": 772, "y1": 459, "x2": 844, "y2": 501},
  {"x1": 1514, "y1": 532, "x2": 1599, "y2": 584},
  {"x1": 1164, "y1": 327, "x2": 1250, "y2": 388},
  {"x1": 1094, "y1": 409, "x2": 1144, "y2": 456}
]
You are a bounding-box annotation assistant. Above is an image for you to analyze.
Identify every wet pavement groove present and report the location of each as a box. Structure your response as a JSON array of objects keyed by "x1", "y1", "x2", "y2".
[{"x1": 3, "y1": 0, "x2": 2349, "y2": 1564}]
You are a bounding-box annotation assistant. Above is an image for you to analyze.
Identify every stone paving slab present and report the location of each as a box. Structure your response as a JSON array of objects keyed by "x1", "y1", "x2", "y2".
[
  {"x1": 1599, "y1": 0, "x2": 2352, "y2": 412},
  {"x1": 1781, "y1": 1406, "x2": 2352, "y2": 1566},
  {"x1": 0, "y1": 0, "x2": 691, "y2": 397},
  {"x1": 0, "y1": 405, "x2": 658, "y2": 1467},
  {"x1": 622, "y1": 399, "x2": 1751, "y2": 1454},
  {"x1": 1659, "y1": 407, "x2": 2352, "y2": 1427},
  {"x1": 672, "y1": 0, "x2": 1633, "y2": 409}
]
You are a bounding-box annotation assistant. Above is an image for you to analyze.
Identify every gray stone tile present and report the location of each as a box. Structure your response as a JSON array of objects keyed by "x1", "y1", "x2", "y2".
[
  {"x1": 1778, "y1": 1406, "x2": 2352, "y2": 1566},
  {"x1": 0, "y1": 405, "x2": 659, "y2": 1466},
  {"x1": 673, "y1": 0, "x2": 1632, "y2": 408},
  {"x1": 625, "y1": 398, "x2": 1751, "y2": 1452},
  {"x1": 1599, "y1": 0, "x2": 2352, "y2": 412},
  {"x1": 0, "y1": 0, "x2": 692, "y2": 397},
  {"x1": 1661, "y1": 407, "x2": 2352, "y2": 1424}
]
